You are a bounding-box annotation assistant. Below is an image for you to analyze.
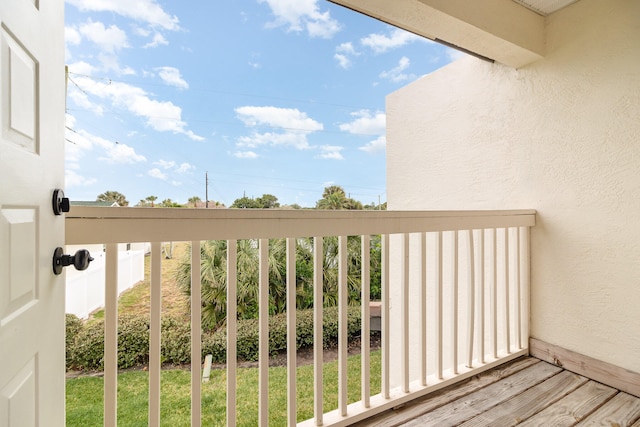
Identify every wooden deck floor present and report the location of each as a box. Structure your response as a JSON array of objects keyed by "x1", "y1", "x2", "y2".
[{"x1": 354, "y1": 357, "x2": 640, "y2": 427}]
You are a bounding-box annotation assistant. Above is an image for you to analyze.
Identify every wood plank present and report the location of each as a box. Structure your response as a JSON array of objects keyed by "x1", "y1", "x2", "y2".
[
  {"x1": 518, "y1": 380, "x2": 617, "y2": 427},
  {"x1": 353, "y1": 357, "x2": 540, "y2": 427},
  {"x1": 459, "y1": 370, "x2": 588, "y2": 426},
  {"x1": 530, "y1": 338, "x2": 640, "y2": 398},
  {"x1": 401, "y1": 360, "x2": 562, "y2": 426},
  {"x1": 577, "y1": 392, "x2": 640, "y2": 426}
]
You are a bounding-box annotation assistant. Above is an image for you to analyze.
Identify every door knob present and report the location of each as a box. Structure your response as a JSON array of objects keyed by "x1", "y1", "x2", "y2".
[
  {"x1": 52, "y1": 247, "x2": 94, "y2": 275},
  {"x1": 52, "y1": 189, "x2": 70, "y2": 215}
]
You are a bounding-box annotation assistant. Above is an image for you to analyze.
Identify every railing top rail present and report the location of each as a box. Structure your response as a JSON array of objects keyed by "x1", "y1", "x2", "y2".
[
  {"x1": 67, "y1": 206, "x2": 536, "y2": 220},
  {"x1": 65, "y1": 207, "x2": 536, "y2": 244}
]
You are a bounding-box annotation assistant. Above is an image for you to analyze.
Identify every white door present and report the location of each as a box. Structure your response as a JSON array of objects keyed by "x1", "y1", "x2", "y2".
[{"x1": 0, "y1": 0, "x2": 66, "y2": 426}]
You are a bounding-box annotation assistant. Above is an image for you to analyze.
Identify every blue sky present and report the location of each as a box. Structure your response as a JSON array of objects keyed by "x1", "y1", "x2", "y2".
[{"x1": 64, "y1": 0, "x2": 462, "y2": 207}]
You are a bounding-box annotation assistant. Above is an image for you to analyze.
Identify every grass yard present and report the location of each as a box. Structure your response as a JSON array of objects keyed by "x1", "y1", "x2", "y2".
[
  {"x1": 69, "y1": 241, "x2": 381, "y2": 425},
  {"x1": 90, "y1": 242, "x2": 190, "y2": 322},
  {"x1": 67, "y1": 350, "x2": 381, "y2": 426}
]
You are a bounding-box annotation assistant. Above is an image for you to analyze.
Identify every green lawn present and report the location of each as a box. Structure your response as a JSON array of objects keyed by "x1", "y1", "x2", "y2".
[{"x1": 67, "y1": 350, "x2": 381, "y2": 426}]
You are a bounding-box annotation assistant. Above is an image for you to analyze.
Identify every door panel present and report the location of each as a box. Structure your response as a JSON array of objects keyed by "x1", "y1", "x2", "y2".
[
  {"x1": 3, "y1": 27, "x2": 38, "y2": 151},
  {"x1": 0, "y1": 359, "x2": 36, "y2": 427},
  {"x1": 0, "y1": 208, "x2": 37, "y2": 318},
  {"x1": 0, "y1": 0, "x2": 65, "y2": 426}
]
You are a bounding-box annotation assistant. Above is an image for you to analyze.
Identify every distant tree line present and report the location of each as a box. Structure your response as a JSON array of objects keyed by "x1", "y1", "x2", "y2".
[{"x1": 96, "y1": 184, "x2": 386, "y2": 211}]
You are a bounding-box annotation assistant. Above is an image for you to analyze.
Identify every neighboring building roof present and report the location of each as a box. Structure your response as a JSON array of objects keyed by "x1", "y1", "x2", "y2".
[{"x1": 70, "y1": 201, "x2": 120, "y2": 207}]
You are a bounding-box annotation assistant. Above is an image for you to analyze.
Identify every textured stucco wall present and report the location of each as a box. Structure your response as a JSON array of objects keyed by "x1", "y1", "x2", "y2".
[{"x1": 387, "y1": 0, "x2": 640, "y2": 377}]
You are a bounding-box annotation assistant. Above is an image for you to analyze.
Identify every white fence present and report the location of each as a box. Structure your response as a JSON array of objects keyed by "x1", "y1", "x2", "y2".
[{"x1": 65, "y1": 245, "x2": 145, "y2": 319}]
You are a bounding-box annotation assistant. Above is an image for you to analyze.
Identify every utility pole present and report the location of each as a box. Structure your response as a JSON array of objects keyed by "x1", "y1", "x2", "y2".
[
  {"x1": 205, "y1": 171, "x2": 209, "y2": 208},
  {"x1": 378, "y1": 195, "x2": 381, "y2": 210}
]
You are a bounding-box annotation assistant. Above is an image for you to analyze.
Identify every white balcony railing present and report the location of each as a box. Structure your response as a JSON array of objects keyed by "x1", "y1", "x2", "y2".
[{"x1": 66, "y1": 207, "x2": 535, "y2": 426}]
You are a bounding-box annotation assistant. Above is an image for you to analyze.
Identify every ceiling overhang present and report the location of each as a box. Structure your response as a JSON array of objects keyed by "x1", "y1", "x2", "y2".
[
  {"x1": 512, "y1": 0, "x2": 580, "y2": 16},
  {"x1": 328, "y1": 0, "x2": 546, "y2": 68}
]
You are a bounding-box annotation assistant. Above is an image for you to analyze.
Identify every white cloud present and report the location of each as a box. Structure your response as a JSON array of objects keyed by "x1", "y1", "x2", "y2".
[
  {"x1": 154, "y1": 159, "x2": 176, "y2": 169},
  {"x1": 339, "y1": 110, "x2": 386, "y2": 135},
  {"x1": 234, "y1": 151, "x2": 259, "y2": 159},
  {"x1": 65, "y1": 115, "x2": 145, "y2": 190},
  {"x1": 258, "y1": 0, "x2": 341, "y2": 38},
  {"x1": 148, "y1": 168, "x2": 167, "y2": 180},
  {"x1": 99, "y1": 142, "x2": 147, "y2": 164},
  {"x1": 334, "y1": 54, "x2": 350, "y2": 69},
  {"x1": 306, "y1": 14, "x2": 341, "y2": 38},
  {"x1": 339, "y1": 110, "x2": 386, "y2": 154},
  {"x1": 65, "y1": 130, "x2": 93, "y2": 166},
  {"x1": 235, "y1": 106, "x2": 323, "y2": 132},
  {"x1": 176, "y1": 162, "x2": 194, "y2": 173},
  {"x1": 68, "y1": 90, "x2": 105, "y2": 115},
  {"x1": 153, "y1": 160, "x2": 194, "y2": 173},
  {"x1": 68, "y1": 61, "x2": 97, "y2": 76},
  {"x1": 334, "y1": 42, "x2": 358, "y2": 69},
  {"x1": 134, "y1": 27, "x2": 151, "y2": 37},
  {"x1": 98, "y1": 52, "x2": 137, "y2": 75},
  {"x1": 65, "y1": 169, "x2": 97, "y2": 188},
  {"x1": 65, "y1": 27, "x2": 82, "y2": 45},
  {"x1": 237, "y1": 131, "x2": 312, "y2": 150},
  {"x1": 379, "y1": 56, "x2": 415, "y2": 83},
  {"x1": 65, "y1": 116, "x2": 146, "y2": 165},
  {"x1": 155, "y1": 66, "x2": 188, "y2": 89},
  {"x1": 317, "y1": 145, "x2": 344, "y2": 160},
  {"x1": 72, "y1": 21, "x2": 133, "y2": 74},
  {"x1": 235, "y1": 106, "x2": 323, "y2": 151},
  {"x1": 78, "y1": 20, "x2": 129, "y2": 53},
  {"x1": 144, "y1": 33, "x2": 169, "y2": 48},
  {"x1": 361, "y1": 28, "x2": 426, "y2": 54},
  {"x1": 336, "y1": 42, "x2": 356, "y2": 55},
  {"x1": 147, "y1": 161, "x2": 193, "y2": 182},
  {"x1": 66, "y1": 0, "x2": 180, "y2": 31},
  {"x1": 359, "y1": 135, "x2": 386, "y2": 153},
  {"x1": 67, "y1": 75, "x2": 204, "y2": 141},
  {"x1": 65, "y1": 136, "x2": 92, "y2": 164},
  {"x1": 84, "y1": 133, "x2": 145, "y2": 164}
]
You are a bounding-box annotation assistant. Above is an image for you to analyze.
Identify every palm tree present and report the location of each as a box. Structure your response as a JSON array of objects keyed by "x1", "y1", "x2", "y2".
[
  {"x1": 317, "y1": 193, "x2": 347, "y2": 209},
  {"x1": 188, "y1": 196, "x2": 201, "y2": 207},
  {"x1": 175, "y1": 239, "x2": 288, "y2": 330},
  {"x1": 97, "y1": 190, "x2": 129, "y2": 206},
  {"x1": 317, "y1": 186, "x2": 349, "y2": 209},
  {"x1": 175, "y1": 235, "x2": 380, "y2": 330},
  {"x1": 160, "y1": 198, "x2": 182, "y2": 207},
  {"x1": 320, "y1": 236, "x2": 364, "y2": 306},
  {"x1": 322, "y1": 185, "x2": 346, "y2": 199},
  {"x1": 145, "y1": 195, "x2": 157, "y2": 207}
]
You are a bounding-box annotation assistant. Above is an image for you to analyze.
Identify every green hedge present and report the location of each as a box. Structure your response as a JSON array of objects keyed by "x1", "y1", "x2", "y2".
[{"x1": 66, "y1": 306, "x2": 363, "y2": 371}]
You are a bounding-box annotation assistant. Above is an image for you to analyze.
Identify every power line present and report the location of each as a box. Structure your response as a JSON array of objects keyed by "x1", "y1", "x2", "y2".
[
  {"x1": 66, "y1": 73, "x2": 385, "y2": 138},
  {"x1": 208, "y1": 171, "x2": 384, "y2": 193},
  {"x1": 67, "y1": 71, "x2": 380, "y2": 112},
  {"x1": 66, "y1": 106, "x2": 381, "y2": 137}
]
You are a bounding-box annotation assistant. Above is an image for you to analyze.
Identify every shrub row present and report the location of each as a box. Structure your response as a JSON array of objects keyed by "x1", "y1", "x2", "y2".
[{"x1": 66, "y1": 306, "x2": 363, "y2": 371}]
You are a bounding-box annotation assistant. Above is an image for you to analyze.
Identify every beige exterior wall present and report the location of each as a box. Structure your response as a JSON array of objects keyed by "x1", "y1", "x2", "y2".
[{"x1": 387, "y1": 0, "x2": 640, "y2": 376}]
